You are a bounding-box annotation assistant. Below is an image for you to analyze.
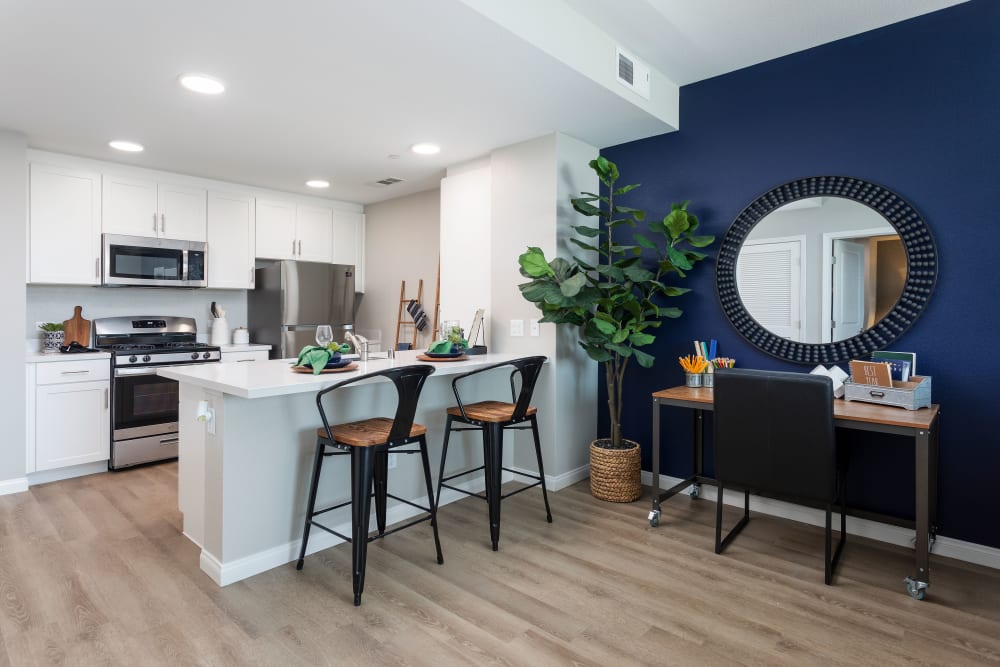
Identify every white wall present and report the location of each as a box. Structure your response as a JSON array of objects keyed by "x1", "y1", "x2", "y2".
[
  {"x1": 440, "y1": 166, "x2": 492, "y2": 343},
  {"x1": 355, "y1": 189, "x2": 440, "y2": 351},
  {"x1": 0, "y1": 130, "x2": 27, "y2": 481},
  {"x1": 25, "y1": 286, "x2": 248, "y2": 348}
]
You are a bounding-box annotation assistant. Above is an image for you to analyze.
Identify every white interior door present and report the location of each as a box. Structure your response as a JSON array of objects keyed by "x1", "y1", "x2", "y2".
[
  {"x1": 831, "y1": 239, "x2": 865, "y2": 341},
  {"x1": 736, "y1": 240, "x2": 803, "y2": 340}
]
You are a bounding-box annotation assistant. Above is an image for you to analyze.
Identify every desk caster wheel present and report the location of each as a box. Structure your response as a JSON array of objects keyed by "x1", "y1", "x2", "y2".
[
  {"x1": 904, "y1": 577, "x2": 927, "y2": 600},
  {"x1": 648, "y1": 509, "x2": 660, "y2": 527},
  {"x1": 689, "y1": 484, "x2": 701, "y2": 499}
]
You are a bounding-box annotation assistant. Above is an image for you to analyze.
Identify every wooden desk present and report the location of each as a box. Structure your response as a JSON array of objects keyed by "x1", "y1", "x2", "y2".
[{"x1": 650, "y1": 385, "x2": 940, "y2": 600}]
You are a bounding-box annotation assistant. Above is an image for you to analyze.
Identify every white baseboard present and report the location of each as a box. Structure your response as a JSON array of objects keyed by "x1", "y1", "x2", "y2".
[
  {"x1": 27, "y1": 460, "x2": 108, "y2": 487},
  {"x1": 0, "y1": 477, "x2": 29, "y2": 496},
  {"x1": 202, "y1": 475, "x2": 490, "y2": 586},
  {"x1": 507, "y1": 463, "x2": 590, "y2": 491},
  {"x1": 643, "y1": 471, "x2": 1000, "y2": 571}
]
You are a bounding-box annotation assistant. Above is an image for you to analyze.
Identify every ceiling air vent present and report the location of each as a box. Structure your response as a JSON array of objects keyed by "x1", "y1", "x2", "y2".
[
  {"x1": 376, "y1": 177, "x2": 404, "y2": 186},
  {"x1": 616, "y1": 46, "x2": 650, "y2": 100}
]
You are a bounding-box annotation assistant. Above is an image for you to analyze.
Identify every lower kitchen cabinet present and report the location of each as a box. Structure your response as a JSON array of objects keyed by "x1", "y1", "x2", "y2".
[
  {"x1": 27, "y1": 358, "x2": 111, "y2": 473},
  {"x1": 221, "y1": 350, "x2": 270, "y2": 363}
]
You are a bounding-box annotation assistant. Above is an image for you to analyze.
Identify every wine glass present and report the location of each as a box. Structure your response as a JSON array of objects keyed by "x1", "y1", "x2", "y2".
[{"x1": 315, "y1": 325, "x2": 333, "y2": 349}]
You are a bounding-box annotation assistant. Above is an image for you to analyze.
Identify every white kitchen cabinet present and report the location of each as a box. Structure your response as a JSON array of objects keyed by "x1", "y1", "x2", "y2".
[
  {"x1": 332, "y1": 210, "x2": 365, "y2": 291},
  {"x1": 29, "y1": 358, "x2": 110, "y2": 472},
  {"x1": 103, "y1": 174, "x2": 206, "y2": 241},
  {"x1": 255, "y1": 199, "x2": 297, "y2": 260},
  {"x1": 207, "y1": 191, "x2": 255, "y2": 289},
  {"x1": 221, "y1": 350, "x2": 270, "y2": 363},
  {"x1": 28, "y1": 163, "x2": 102, "y2": 285},
  {"x1": 255, "y1": 200, "x2": 333, "y2": 262}
]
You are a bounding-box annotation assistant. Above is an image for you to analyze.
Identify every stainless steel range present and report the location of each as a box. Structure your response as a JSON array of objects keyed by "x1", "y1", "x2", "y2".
[{"x1": 94, "y1": 316, "x2": 221, "y2": 469}]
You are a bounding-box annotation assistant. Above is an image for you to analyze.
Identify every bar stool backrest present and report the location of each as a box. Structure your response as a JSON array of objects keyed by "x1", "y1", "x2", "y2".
[
  {"x1": 508, "y1": 356, "x2": 547, "y2": 422},
  {"x1": 316, "y1": 364, "x2": 436, "y2": 444}
]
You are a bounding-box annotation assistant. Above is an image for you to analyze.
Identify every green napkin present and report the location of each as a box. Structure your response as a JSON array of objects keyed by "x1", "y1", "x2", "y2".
[
  {"x1": 428, "y1": 339, "x2": 467, "y2": 354},
  {"x1": 296, "y1": 346, "x2": 332, "y2": 375}
]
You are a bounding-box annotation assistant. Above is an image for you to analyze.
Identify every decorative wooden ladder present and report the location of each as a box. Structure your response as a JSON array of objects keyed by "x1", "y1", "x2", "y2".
[{"x1": 394, "y1": 279, "x2": 423, "y2": 351}]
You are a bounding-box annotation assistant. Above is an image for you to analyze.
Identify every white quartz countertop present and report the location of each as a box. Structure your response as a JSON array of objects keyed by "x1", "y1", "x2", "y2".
[
  {"x1": 218, "y1": 344, "x2": 271, "y2": 352},
  {"x1": 26, "y1": 351, "x2": 111, "y2": 363},
  {"x1": 158, "y1": 351, "x2": 531, "y2": 399}
]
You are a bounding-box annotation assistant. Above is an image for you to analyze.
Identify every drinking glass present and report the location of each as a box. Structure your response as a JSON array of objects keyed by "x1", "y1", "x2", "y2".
[{"x1": 315, "y1": 325, "x2": 333, "y2": 348}]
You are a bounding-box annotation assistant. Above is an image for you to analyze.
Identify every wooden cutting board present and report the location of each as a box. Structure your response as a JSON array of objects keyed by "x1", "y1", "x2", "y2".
[{"x1": 63, "y1": 306, "x2": 91, "y2": 346}]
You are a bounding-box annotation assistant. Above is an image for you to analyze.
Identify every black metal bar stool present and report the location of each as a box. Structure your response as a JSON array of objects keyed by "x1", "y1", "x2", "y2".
[
  {"x1": 296, "y1": 364, "x2": 443, "y2": 605},
  {"x1": 435, "y1": 356, "x2": 551, "y2": 551}
]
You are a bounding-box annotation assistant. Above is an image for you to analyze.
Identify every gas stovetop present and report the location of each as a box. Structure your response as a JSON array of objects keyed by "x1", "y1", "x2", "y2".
[{"x1": 94, "y1": 316, "x2": 222, "y2": 367}]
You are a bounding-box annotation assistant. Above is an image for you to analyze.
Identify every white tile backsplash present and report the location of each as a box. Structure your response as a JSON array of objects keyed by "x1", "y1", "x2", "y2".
[{"x1": 26, "y1": 285, "x2": 248, "y2": 345}]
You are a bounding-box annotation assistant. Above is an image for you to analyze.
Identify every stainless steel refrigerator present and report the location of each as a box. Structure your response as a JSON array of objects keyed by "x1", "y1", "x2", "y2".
[{"x1": 248, "y1": 261, "x2": 356, "y2": 359}]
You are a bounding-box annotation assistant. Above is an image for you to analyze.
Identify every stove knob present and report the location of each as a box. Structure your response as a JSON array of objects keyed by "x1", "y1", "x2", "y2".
[
  {"x1": 191, "y1": 352, "x2": 199, "y2": 360},
  {"x1": 129, "y1": 355, "x2": 137, "y2": 363},
  {"x1": 142, "y1": 355, "x2": 151, "y2": 363},
  {"x1": 203, "y1": 352, "x2": 212, "y2": 359}
]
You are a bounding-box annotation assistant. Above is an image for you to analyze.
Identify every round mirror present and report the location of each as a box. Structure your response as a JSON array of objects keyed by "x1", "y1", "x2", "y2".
[{"x1": 717, "y1": 177, "x2": 937, "y2": 364}]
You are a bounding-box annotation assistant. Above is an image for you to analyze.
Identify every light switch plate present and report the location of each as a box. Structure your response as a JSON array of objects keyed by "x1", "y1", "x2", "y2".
[
  {"x1": 529, "y1": 318, "x2": 540, "y2": 336},
  {"x1": 510, "y1": 319, "x2": 524, "y2": 337}
]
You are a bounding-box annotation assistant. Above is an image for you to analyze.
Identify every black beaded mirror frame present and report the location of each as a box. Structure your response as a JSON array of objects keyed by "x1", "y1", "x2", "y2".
[{"x1": 717, "y1": 176, "x2": 937, "y2": 364}]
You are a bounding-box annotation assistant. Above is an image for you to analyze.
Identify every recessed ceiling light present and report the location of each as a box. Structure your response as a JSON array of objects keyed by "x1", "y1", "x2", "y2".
[
  {"x1": 305, "y1": 180, "x2": 330, "y2": 189},
  {"x1": 108, "y1": 140, "x2": 144, "y2": 152},
  {"x1": 411, "y1": 143, "x2": 440, "y2": 155},
  {"x1": 179, "y1": 73, "x2": 225, "y2": 95}
]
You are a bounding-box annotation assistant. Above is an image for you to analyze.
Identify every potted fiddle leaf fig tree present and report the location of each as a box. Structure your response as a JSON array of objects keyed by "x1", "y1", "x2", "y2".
[{"x1": 518, "y1": 156, "x2": 714, "y2": 502}]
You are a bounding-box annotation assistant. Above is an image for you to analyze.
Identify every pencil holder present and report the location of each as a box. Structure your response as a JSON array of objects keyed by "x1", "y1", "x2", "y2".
[
  {"x1": 685, "y1": 372, "x2": 703, "y2": 388},
  {"x1": 701, "y1": 372, "x2": 714, "y2": 388}
]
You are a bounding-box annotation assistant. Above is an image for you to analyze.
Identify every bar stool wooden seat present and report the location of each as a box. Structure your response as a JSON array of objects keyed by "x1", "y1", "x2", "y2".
[
  {"x1": 296, "y1": 364, "x2": 442, "y2": 606},
  {"x1": 435, "y1": 356, "x2": 551, "y2": 551}
]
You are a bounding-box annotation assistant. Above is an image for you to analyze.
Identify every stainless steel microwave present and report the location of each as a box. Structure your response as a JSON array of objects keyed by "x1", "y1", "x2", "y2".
[{"x1": 102, "y1": 234, "x2": 207, "y2": 287}]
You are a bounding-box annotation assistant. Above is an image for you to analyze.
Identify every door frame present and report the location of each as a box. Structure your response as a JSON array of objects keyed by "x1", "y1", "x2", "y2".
[{"x1": 821, "y1": 227, "x2": 894, "y2": 343}]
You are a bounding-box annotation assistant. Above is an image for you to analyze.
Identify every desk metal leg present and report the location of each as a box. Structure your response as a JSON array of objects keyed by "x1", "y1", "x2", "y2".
[
  {"x1": 649, "y1": 399, "x2": 662, "y2": 526},
  {"x1": 691, "y1": 409, "x2": 704, "y2": 498},
  {"x1": 905, "y1": 425, "x2": 934, "y2": 600}
]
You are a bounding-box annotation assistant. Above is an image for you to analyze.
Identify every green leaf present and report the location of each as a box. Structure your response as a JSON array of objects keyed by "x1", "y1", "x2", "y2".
[
  {"x1": 607, "y1": 343, "x2": 633, "y2": 357},
  {"x1": 632, "y1": 233, "x2": 657, "y2": 250},
  {"x1": 559, "y1": 272, "x2": 588, "y2": 297},
  {"x1": 613, "y1": 183, "x2": 640, "y2": 196},
  {"x1": 582, "y1": 344, "x2": 613, "y2": 363},
  {"x1": 662, "y1": 286, "x2": 691, "y2": 297},
  {"x1": 572, "y1": 200, "x2": 603, "y2": 217},
  {"x1": 592, "y1": 318, "x2": 616, "y2": 335},
  {"x1": 667, "y1": 245, "x2": 693, "y2": 270},
  {"x1": 518, "y1": 248, "x2": 554, "y2": 277},
  {"x1": 661, "y1": 307, "x2": 683, "y2": 318},
  {"x1": 622, "y1": 265, "x2": 655, "y2": 282},
  {"x1": 611, "y1": 328, "x2": 629, "y2": 344},
  {"x1": 569, "y1": 238, "x2": 600, "y2": 253},
  {"x1": 572, "y1": 224, "x2": 600, "y2": 237},
  {"x1": 633, "y1": 348, "x2": 655, "y2": 368},
  {"x1": 629, "y1": 332, "x2": 655, "y2": 346},
  {"x1": 687, "y1": 234, "x2": 715, "y2": 248},
  {"x1": 664, "y1": 209, "x2": 690, "y2": 239}
]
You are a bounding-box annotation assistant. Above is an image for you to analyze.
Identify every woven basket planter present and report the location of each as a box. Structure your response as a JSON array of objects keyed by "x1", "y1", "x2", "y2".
[{"x1": 589, "y1": 438, "x2": 641, "y2": 503}]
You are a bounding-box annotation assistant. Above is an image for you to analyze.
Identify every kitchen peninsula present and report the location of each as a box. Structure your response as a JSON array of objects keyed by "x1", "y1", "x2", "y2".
[{"x1": 159, "y1": 351, "x2": 547, "y2": 586}]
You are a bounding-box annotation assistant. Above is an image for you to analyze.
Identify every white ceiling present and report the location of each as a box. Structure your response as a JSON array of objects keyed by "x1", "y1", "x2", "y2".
[{"x1": 0, "y1": 0, "x2": 966, "y2": 205}]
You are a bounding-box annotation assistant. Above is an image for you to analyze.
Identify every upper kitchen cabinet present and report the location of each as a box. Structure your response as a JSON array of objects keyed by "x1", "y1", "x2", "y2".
[
  {"x1": 103, "y1": 175, "x2": 206, "y2": 241},
  {"x1": 332, "y1": 209, "x2": 365, "y2": 291},
  {"x1": 207, "y1": 191, "x2": 255, "y2": 289},
  {"x1": 255, "y1": 200, "x2": 332, "y2": 263},
  {"x1": 28, "y1": 163, "x2": 102, "y2": 285}
]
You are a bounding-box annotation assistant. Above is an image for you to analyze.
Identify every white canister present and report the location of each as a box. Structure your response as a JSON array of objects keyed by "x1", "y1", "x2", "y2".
[
  {"x1": 232, "y1": 327, "x2": 250, "y2": 345},
  {"x1": 210, "y1": 318, "x2": 229, "y2": 346}
]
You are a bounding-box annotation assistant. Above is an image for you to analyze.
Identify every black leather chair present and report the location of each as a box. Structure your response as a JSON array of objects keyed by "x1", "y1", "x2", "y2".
[
  {"x1": 435, "y1": 356, "x2": 551, "y2": 551},
  {"x1": 296, "y1": 364, "x2": 443, "y2": 605},
  {"x1": 712, "y1": 368, "x2": 847, "y2": 585}
]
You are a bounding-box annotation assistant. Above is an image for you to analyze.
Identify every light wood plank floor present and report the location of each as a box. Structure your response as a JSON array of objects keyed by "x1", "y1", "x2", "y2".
[{"x1": 1, "y1": 462, "x2": 999, "y2": 665}]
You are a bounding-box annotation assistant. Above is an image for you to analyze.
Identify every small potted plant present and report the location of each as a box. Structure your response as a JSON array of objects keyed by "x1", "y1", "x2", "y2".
[
  {"x1": 518, "y1": 157, "x2": 714, "y2": 502},
  {"x1": 38, "y1": 322, "x2": 65, "y2": 353}
]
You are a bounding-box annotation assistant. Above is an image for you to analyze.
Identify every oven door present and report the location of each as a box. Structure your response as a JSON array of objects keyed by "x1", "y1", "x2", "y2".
[{"x1": 113, "y1": 368, "x2": 179, "y2": 440}]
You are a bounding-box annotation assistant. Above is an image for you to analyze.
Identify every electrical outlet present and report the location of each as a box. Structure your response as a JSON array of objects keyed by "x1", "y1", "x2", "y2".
[
  {"x1": 387, "y1": 453, "x2": 397, "y2": 469},
  {"x1": 510, "y1": 319, "x2": 524, "y2": 337},
  {"x1": 529, "y1": 318, "x2": 540, "y2": 336}
]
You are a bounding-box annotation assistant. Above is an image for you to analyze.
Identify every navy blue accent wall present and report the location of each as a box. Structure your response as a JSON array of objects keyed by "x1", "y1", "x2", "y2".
[{"x1": 601, "y1": 0, "x2": 1000, "y2": 548}]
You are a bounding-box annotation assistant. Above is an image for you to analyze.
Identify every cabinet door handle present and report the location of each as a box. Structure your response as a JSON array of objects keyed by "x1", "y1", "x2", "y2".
[
  {"x1": 104, "y1": 387, "x2": 109, "y2": 409},
  {"x1": 153, "y1": 212, "x2": 158, "y2": 232},
  {"x1": 298, "y1": 240, "x2": 302, "y2": 256},
  {"x1": 95, "y1": 257, "x2": 100, "y2": 278},
  {"x1": 292, "y1": 239, "x2": 296, "y2": 255},
  {"x1": 236, "y1": 359, "x2": 255, "y2": 363},
  {"x1": 60, "y1": 369, "x2": 90, "y2": 375},
  {"x1": 249, "y1": 268, "x2": 254, "y2": 285},
  {"x1": 161, "y1": 213, "x2": 166, "y2": 233}
]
